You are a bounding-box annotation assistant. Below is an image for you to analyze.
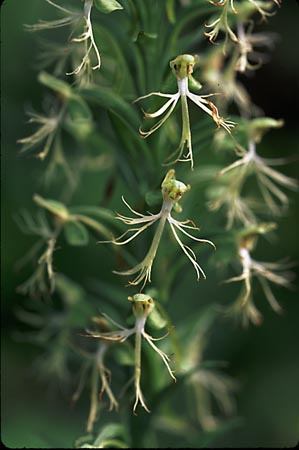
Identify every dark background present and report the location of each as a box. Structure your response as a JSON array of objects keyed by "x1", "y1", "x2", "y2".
[{"x1": 1, "y1": 0, "x2": 299, "y2": 447}]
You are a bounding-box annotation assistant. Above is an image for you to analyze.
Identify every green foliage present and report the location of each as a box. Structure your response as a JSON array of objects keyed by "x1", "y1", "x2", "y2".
[{"x1": 94, "y1": 0, "x2": 123, "y2": 14}]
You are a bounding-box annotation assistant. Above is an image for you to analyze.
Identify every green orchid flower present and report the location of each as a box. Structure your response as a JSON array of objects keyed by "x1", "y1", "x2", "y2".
[{"x1": 134, "y1": 54, "x2": 235, "y2": 169}]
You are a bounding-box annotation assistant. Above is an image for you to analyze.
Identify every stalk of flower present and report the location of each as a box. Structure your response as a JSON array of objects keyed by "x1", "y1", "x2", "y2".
[
  {"x1": 85, "y1": 343, "x2": 119, "y2": 432},
  {"x1": 134, "y1": 54, "x2": 235, "y2": 169},
  {"x1": 225, "y1": 226, "x2": 294, "y2": 326},
  {"x1": 217, "y1": 139, "x2": 298, "y2": 217},
  {"x1": 84, "y1": 294, "x2": 176, "y2": 414},
  {"x1": 101, "y1": 169, "x2": 215, "y2": 290},
  {"x1": 72, "y1": 337, "x2": 119, "y2": 433}
]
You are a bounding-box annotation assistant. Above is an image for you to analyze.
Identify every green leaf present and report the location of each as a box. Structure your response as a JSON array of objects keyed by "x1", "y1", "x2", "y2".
[
  {"x1": 33, "y1": 194, "x2": 69, "y2": 220},
  {"x1": 67, "y1": 96, "x2": 93, "y2": 121},
  {"x1": 166, "y1": 0, "x2": 176, "y2": 24},
  {"x1": 69, "y1": 206, "x2": 122, "y2": 232},
  {"x1": 55, "y1": 273, "x2": 85, "y2": 305},
  {"x1": 145, "y1": 190, "x2": 162, "y2": 207},
  {"x1": 133, "y1": 31, "x2": 158, "y2": 44},
  {"x1": 72, "y1": 213, "x2": 113, "y2": 240},
  {"x1": 55, "y1": 274, "x2": 94, "y2": 326},
  {"x1": 93, "y1": 24, "x2": 135, "y2": 95},
  {"x1": 38, "y1": 71, "x2": 73, "y2": 99},
  {"x1": 69, "y1": 205, "x2": 114, "y2": 220},
  {"x1": 93, "y1": 423, "x2": 128, "y2": 447},
  {"x1": 148, "y1": 306, "x2": 167, "y2": 330},
  {"x1": 94, "y1": 0, "x2": 123, "y2": 14},
  {"x1": 79, "y1": 85, "x2": 139, "y2": 128},
  {"x1": 65, "y1": 96, "x2": 94, "y2": 140},
  {"x1": 113, "y1": 345, "x2": 135, "y2": 366},
  {"x1": 63, "y1": 220, "x2": 89, "y2": 246}
]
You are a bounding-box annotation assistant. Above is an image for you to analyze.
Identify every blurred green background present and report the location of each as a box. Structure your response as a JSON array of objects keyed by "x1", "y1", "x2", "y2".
[{"x1": 1, "y1": 0, "x2": 299, "y2": 447}]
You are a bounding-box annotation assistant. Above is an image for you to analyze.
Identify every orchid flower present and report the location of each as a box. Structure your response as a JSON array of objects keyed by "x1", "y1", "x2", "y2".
[
  {"x1": 205, "y1": 0, "x2": 280, "y2": 46},
  {"x1": 67, "y1": 0, "x2": 101, "y2": 76},
  {"x1": 102, "y1": 170, "x2": 215, "y2": 290},
  {"x1": 72, "y1": 340, "x2": 119, "y2": 433},
  {"x1": 84, "y1": 294, "x2": 176, "y2": 413},
  {"x1": 205, "y1": 0, "x2": 238, "y2": 45},
  {"x1": 25, "y1": 0, "x2": 83, "y2": 32},
  {"x1": 134, "y1": 54, "x2": 235, "y2": 169},
  {"x1": 225, "y1": 226, "x2": 294, "y2": 326},
  {"x1": 218, "y1": 139, "x2": 298, "y2": 217},
  {"x1": 200, "y1": 46, "x2": 254, "y2": 115},
  {"x1": 17, "y1": 108, "x2": 62, "y2": 160},
  {"x1": 26, "y1": 0, "x2": 101, "y2": 77},
  {"x1": 235, "y1": 22, "x2": 277, "y2": 73}
]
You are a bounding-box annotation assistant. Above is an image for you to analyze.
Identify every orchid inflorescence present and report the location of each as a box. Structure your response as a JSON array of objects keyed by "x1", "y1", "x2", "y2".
[{"x1": 16, "y1": 0, "x2": 298, "y2": 440}]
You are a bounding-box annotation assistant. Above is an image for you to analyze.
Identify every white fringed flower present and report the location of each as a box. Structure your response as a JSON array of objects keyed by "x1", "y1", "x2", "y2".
[
  {"x1": 26, "y1": 0, "x2": 101, "y2": 76},
  {"x1": 67, "y1": 0, "x2": 101, "y2": 76},
  {"x1": 205, "y1": 0, "x2": 280, "y2": 46},
  {"x1": 235, "y1": 22, "x2": 277, "y2": 73},
  {"x1": 225, "y1": 228, "x2": 294, "y2": 326},
  {"x1": 84, "y1": 294, "x2": 175, "y2": 413},
  {"x1": 102, "y1": 170, "x2": 215, "y2": 289},
  {"x1": 134, "y1": 54, "x2": 235, "y2": 169},
  {"x1": 218, "y1": 140, "x2": 298, "y2": 217}
]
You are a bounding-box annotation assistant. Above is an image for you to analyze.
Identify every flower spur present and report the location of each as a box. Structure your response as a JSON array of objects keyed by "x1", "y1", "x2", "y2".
[
  {"x1": 84, "y1": 294, "x2": 176, "y2": 413},
  {"x1": 101, "y1": 170, "x2": 215, "y2": 290},
  {"x1": 134, "y1": 54, "x2": 235, "y2": 169}
]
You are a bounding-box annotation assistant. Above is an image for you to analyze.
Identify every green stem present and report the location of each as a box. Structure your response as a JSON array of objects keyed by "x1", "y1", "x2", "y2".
[
  {"x1": 181, "y1": 94, "x2": 192, "y2": 167},
  {"x1": 146, "y1": 211, "x2": 168, "y2": 265},
  {"x1": 135, "y1": 328, "x2": 142, "y2": 397},
  {"x1": 87, "y1": 359, "x2": 99, "y2": 432}
]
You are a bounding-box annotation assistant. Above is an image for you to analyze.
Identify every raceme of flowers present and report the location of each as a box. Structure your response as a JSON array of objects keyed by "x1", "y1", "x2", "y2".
[{"x1": 17, "y1": 0, "x2": 297, "y2": 434}]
